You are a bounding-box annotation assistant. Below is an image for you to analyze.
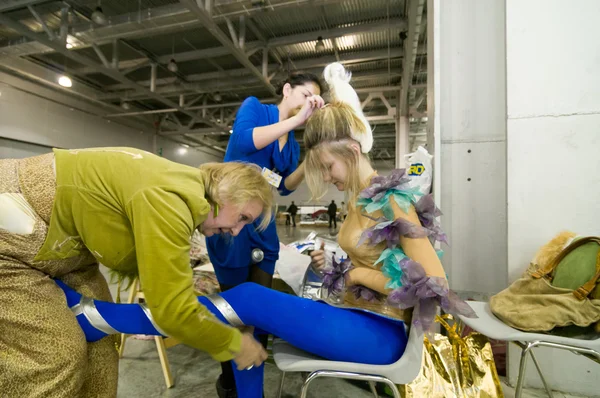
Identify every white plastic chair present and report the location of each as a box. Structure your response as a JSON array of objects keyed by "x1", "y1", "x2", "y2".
[
  {"x1": 272, "y1": 321, "x2": 424, "y2": 398},
  {"x1": 457, "y1": 301, "x2": 600, "y2": 398}
]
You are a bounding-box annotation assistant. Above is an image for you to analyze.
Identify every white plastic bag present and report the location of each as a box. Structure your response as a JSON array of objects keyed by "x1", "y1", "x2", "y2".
[
  {"x1": 405, "y1": 145, "x2": 433, "y2": 195},
  {"x1": 275, "y1": 243, "x2": 312, "y2": 296}
]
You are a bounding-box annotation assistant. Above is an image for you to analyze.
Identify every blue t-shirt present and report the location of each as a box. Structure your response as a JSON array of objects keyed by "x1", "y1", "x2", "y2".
[{"x1": 206, "y1": 96, "x2": 299, "y2": 275}]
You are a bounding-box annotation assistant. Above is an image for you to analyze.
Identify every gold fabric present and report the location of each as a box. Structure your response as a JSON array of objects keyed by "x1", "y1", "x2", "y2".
[
  {"x1": 0, "y1": 154, "x2": 118, "y2": 398},
  {"x1": 398, "y1": 316, "x2": 504, "y2": 398}
]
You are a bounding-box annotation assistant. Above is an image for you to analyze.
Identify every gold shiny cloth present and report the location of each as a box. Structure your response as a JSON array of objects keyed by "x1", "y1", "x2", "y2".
[{"x1": 397, "y1": 315, "x2": 503, "y2": 398}]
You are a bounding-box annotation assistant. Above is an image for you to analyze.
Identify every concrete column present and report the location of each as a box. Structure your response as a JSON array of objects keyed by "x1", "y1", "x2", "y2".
[{"x1": 437, "y1": 0, "x2": 507, "y2": 294}]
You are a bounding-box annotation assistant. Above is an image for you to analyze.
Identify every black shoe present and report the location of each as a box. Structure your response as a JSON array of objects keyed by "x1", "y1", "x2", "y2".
[{"x1": 216, "y1": 376, "x2": 237, "y2": 398}]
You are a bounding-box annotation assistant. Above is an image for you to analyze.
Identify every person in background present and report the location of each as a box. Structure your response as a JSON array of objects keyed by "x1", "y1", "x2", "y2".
[
  {"x1": 328, "y1": 199, "x2": 338, "y2": 229},
  {"x1": 288, "y1": 201, "x2": 298, "y2": 227},
  {"x1": 340, "y1": 201, "x2": 348, "y2": 221},
  {"x1": 0, "y1": 148, "x2": 272, "y2": 398},
  {"x1": 205, "y1": 72, "x2": 324, "y2": 397}
]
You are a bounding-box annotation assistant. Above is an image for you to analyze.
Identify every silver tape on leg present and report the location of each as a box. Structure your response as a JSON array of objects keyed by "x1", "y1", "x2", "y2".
[
  {"x1": 139, "y1": 301, "x2": 168, "y2": 336},
  {"x1": 205, "y1": 294, "x2": 245, "y2": 327},
  {"x1": 79, "y1": 296, "x2": 119, "y2": 335}
]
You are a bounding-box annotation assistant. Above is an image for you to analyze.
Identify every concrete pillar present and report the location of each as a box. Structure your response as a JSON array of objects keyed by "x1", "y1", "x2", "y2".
[{"x1": 436, "y1": 0, "x2": 507, "y2": 294}]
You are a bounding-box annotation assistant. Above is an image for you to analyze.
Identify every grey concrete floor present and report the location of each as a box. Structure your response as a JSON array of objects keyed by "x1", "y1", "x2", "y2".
[{"x1": 113, "y1": 224, "x2": 593, "y2": 397}]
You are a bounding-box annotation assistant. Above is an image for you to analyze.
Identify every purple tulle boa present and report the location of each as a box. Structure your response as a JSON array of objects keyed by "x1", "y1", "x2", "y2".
[
  {"x1": 337, "y1": 168, "x2": 476, "y2": 330},
  {"x1": 359, "y1": 169, "x2": 411, "y2": 201},
  {"x1": 348, "y1": 285, "x2": 384, "y2": 302},
  {"x1": 414, "y1": 194, "x2": 449, "y2": 245},
  {"x1": 387, "y1": 258, "x2": 477, "y2": 331},
  {"x1": 321, "y1": 256, "x2": 353, "y2": 297},
  {"x1": 358, "y1": 217, "x2": 431, "y2": 249},
  {"x1": 321, "y1": 256, "x2": 383, "y2": 303}
]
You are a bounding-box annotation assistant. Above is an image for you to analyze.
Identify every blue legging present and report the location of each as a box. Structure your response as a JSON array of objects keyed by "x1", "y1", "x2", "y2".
[{"x1": 56, "y1": 280, "x2": 407, "y2": 398}]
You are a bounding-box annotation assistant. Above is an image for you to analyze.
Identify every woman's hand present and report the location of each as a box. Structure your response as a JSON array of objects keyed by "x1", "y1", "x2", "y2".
[
  {"x1": 293, "y1": 95, "x2": 325, "y2": 126},
  {"x1": 309, "y1": 242, "x2": 327, "y2": 270},
  {"x1": 232, "y1": 333, "x2": 268, "y2": 371}
]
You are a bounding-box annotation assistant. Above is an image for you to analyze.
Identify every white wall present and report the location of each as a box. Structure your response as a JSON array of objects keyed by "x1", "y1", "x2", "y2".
[
  {"x1": 505, "y1": 0, "x2": 600, "y2": 394},
  {"x1": 438, "y1": 0, "x2": 507, "y2": 294},
  {"x1": 0, "y1": 79, "x2": 221, "y2": 165},
  {"x1": 0, "y1": 136, "x2": 52, "y2": 159}
]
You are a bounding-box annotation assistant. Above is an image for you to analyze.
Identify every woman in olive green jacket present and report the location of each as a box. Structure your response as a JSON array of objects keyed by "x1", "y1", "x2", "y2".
[{"x1": 0, "y1": 147, "x2": 271, "y2": 398}]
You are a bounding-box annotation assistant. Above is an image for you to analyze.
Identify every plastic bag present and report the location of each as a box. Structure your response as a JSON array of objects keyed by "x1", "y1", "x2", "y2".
[
  {"x1": 275, "y1": 243, "x2": 312, "y2": 296},
  {"x1": 405, "y1": 145, "x2": 433, "y2": 195}
]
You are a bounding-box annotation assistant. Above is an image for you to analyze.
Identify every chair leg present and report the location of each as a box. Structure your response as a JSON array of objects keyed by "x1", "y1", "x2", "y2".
[
  {"x1": 382, "y1": 381, "x2": 402, "y2": 398},
  {"x1": 276, "y1": 371, "x2": 286, "y2": 398},
  {"x1": 155, "y1": 336, "x2": 174, "y2": 388},
  {"x1": 118, "y1": 278, "x2": 139, "y2": 358},
  {"x1": 515, "y1": 342, "x2": 533, "y2": 398},
  {"x1": 300, "y1": 371, "x2": 320, "y2": 398},
  {"x1": 528, "y1": 350, "x2": 553, "y2": 398},
  {"x1": 368, "y1": 381, "x2": 379, "y2": 398}
]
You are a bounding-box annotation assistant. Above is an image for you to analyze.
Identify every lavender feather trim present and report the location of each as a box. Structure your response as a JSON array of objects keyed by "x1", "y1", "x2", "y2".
[
  {"x1": 322, "y1": 256, "x2": 384, "y2": 303},
  {"x1": 414, "y1": 194, "x2": 449, "y2": 245},
  {"x1": 348, "y1": 285, "x2": 384, "y2": 302},
  {"x1": 357, "y1": 217, "x2": 431, "y2": 249},
  {"x1": 387, "y1": 258, "x2": 477, "y2": 331},
  {"x1": 360, "y1": 169, "x2": 412, "y2": 202},
  {"x1": 357, "y1": 169, "x2": 422, "y2": 220},
  {"x1": 321, "y1": 256, "x2": 354, "y2": 297}
]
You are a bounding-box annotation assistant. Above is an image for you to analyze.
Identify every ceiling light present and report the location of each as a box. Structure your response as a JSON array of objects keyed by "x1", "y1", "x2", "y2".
[
  {"x1": 121, "y1": 101, "x2": 131, "y2": 110},
  {"x1": 167, "y1": 59, "x2": 178, "y2": 73},
  {"x1": 66, "y1": 42, "x2": 73, "y2": 49},
  {"x1": 229, "y1": 129, "x2": 233, "y2": 134},
  {"x1": 58, "y1": 75, "x2": 72, "y2": 88},
  {"x1": 315, "y1": 36, "x2": 325, "y2": 51},
  {"x1": 178, "y1": 146, "x2": 188, "y2": 155},
  {"x1": 91, "y1": 6, "x2": 107, "y2": 25},
  {"x1": 214, "y1": 92, "x2": 222, "y2": 102}
]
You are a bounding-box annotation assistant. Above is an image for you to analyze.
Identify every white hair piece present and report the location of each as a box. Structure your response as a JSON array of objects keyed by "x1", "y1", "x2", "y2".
[{"x1": 323, "y1": 62, "x2": 373, "y2": 153}]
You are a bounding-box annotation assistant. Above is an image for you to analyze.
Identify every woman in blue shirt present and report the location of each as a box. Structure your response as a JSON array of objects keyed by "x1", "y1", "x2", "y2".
[{"x1": 206, "y1": 72, "x2": 324, "y2": 397}]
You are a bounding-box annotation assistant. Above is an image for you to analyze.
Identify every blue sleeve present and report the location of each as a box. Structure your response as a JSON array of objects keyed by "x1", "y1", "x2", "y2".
[
  {"x1": 277, "y1": 140, "x2": 300, "y2": 196},
  {"x1": 231, "y1": 96, "x2": 261, "y2": 156}
]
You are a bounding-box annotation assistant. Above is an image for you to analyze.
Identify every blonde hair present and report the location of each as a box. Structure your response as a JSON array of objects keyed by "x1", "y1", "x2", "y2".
[
  {"x1": 304, "y1": 62, "x2": 373, "y2": 202},
  {"x1": 304, "y1": 104, "x2": 371, "y2": 201},
  {"x1": 198, "y1": 162, "x2": 274, "y2": 230}
]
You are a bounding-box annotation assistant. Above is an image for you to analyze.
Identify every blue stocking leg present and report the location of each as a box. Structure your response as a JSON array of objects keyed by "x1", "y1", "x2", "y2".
[
  {"x1": 199, "y1": 283, "x2": 408, "y2": 398},
  {"x1": 56, "y1": 281, "x2": 407, "y2": 398}
]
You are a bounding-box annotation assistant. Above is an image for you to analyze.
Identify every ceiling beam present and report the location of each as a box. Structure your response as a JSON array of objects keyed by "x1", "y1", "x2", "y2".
[
  {"x1": 0, "y1": 12, "x2": 228, "y2": 132},
  {"x1": 178, "y1": 0, "x2": 276, "y2": 96},
  {"x1": 98, "y1": 68, "x2": 405, "y2": 101},
  {"x1": 399, "y1": 0, "x2": 426, "y2": 116},
  {"x1": 105, "y1": 86, "x2": 401, "y2": 118},
  {"x1": 103, "y1": 48, "x2": 404, "y2": 91},
  {"x1": 0, "y1": 0, "x2": 49, "y2": 13},
  {"x1": 70, "y1": 18, "x2": 408, "y2": 75}
]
